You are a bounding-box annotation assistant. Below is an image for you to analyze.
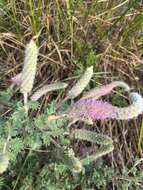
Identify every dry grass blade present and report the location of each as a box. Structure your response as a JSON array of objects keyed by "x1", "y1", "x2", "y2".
[{"x1": 138, "y1": 119, "x2": 143, "y2": 153}]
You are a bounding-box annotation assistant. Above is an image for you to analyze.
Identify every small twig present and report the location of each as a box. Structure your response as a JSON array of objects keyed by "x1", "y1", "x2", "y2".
[{"x1": 3, "y1": 124, "x2": 11, "y2": 153}]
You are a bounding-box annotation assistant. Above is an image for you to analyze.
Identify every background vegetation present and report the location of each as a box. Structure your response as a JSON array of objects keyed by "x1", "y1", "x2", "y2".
[{"x1": 0, "y1": 0, "x2": 143, "y2": 189}]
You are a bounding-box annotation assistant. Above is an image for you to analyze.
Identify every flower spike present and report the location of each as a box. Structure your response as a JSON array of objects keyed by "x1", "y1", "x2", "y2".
[
  {"x1": 81, "y1": 81, "x2": 130, "y2": 100},
  {"x1": 67, "y1": 92, "x2": 143, "y2": 121}
]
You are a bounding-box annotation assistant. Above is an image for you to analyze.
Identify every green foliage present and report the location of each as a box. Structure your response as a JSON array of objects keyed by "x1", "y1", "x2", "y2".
[
  {"x1": 0, "y1": 0, "x2": 143, "y2": 189},
  {"x1": 0, "y1": 81, "x2": 114, "y2": 189},
  {"x1": 122, "y1": 13, "x2": 143, "y2": 41},
  {"x1": 111, "y1": 89, "x2": 128, "y2": 107},
  {"x1": 0, "y1": 85, "x2": 143, "y2": 190},
  {"x1": 0, "y1": 89, "x2": 13, "y2": 114}
]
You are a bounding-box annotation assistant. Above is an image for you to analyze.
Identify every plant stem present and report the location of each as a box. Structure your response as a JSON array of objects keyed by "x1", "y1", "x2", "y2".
[{"x1": 23, "y1": 93, "x2": 28, "y2": 115}]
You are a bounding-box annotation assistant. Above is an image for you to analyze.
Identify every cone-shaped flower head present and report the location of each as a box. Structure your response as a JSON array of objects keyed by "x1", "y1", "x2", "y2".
[
  {"x1": 81, "y1": 81, "x2": 130, "y2": 100},
  {"x1": 20, "y1": 40, "x2": 38, "y2": 94},
  {"x1": 67, "y1": 66, "x2": 93, "y2": 99},
  {"x1": 112, "y1": 92, "x2": 143, "y2": 120},
  {"x1": 30, "y1": 82, "x2": 68, "y2": 101}
]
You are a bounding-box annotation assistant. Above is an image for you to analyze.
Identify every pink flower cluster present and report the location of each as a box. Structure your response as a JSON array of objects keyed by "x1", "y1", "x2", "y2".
[
  {"x1": 68, "y1": 99, "x2": 114, "y2": 120},
  {"x1": 67, "y1": 83, "x2": 143, "y2": 121}
]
